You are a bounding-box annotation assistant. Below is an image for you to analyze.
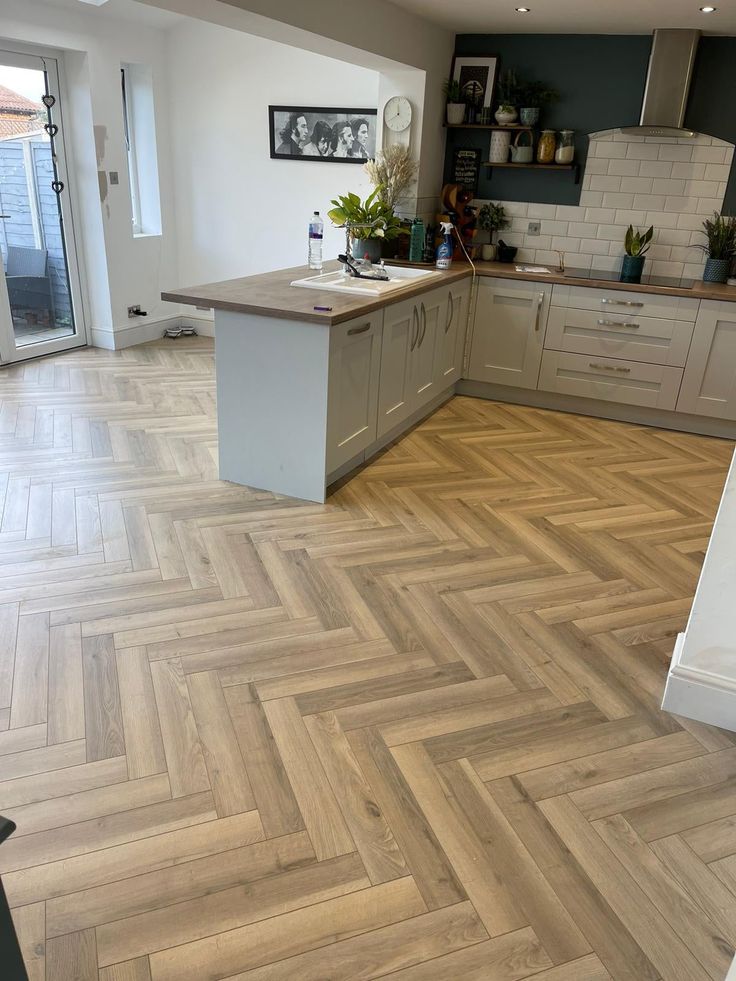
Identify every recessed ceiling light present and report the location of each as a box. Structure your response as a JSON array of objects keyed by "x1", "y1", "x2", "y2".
[
  {"x1": 516, "y1": 6, "x2": 531, "y2": 11},
  {"x1": 700, "y1": 5, "x2": 717, "y2": 11}
]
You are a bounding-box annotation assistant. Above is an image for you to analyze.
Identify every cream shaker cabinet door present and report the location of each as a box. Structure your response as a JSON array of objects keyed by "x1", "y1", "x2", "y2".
[
  {"x1": 678, "y1": 301, "x2": 736, "y2": 420},
  {"x1": 434, "y1": 281, "x2": 471, "y2": 387},
  {"x1": 377, "y1": 295, "x2": 418, "y2": 438},
  {"x1": 410, "y1": 290, "x2": 443, "y2": 410},
  {"x1": 468, "y1": 278, "x2": 551, "y2": 388},
  {"x1": 326, "y1": 314, "x2": 382, "y2": 474}
]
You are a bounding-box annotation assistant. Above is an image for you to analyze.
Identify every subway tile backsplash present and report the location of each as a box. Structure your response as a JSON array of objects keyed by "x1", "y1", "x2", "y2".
[{"x1": 474, "y1": 130, "x2": 735, "y2": 280}]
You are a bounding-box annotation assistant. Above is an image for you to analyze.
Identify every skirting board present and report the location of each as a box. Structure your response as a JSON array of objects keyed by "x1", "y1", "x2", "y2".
[
  {"x1": 90, "y1": 314, "x2": 214, "y2": 350},
  {"x1": 456, "y1": 379, "x2": 736, "y2": 440},
  {"x1": 662, "y1": 633, "x2": 736, "y2": 733}
]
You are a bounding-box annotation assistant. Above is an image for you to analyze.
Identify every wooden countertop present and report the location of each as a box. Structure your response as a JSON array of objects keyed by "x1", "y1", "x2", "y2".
[
  {"x1": 472, "y1": 260, "x2": 736, "y2": 302},
  {"x1": 162, "y1": 262, "x2": 472, "y2": 326}
]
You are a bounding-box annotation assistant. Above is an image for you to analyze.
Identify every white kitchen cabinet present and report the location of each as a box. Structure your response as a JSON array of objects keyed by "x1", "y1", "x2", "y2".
[
  {"x1": 677, "y1": 301, "x2": 736, "y2": 420},
  {"x1": 539, "y1": 350, "x2": 683, "y2": 410},
  {"x1": 434, "y1": 280, "x2": 471, "y2": 387},
  {"x1": 377, "y1": 295, "x2": 417, "y2": 437},
  {"x1": 326, "y1": 314, "x2": 382, "y2": 473},
  {"x1": 468, "y1": 278, "x2": 551, "y2": 388},
  {"x1": 411, "y1": 289, "x2": 443, "y2": 406}
]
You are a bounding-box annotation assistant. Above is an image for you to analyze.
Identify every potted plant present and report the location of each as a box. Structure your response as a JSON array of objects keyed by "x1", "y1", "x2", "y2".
[
  {"x1": 621, "y1": 224, "x2": 654, "y2": 283},
  {"x1": 443, "y1": 79, "x2": 465, "y2": 126},
  {"x1": 477, "y1": 202, "x2": 509, "y2": 261},
  {"x1": 495, "y1": 69, "x2": 519, "y2": 125},
  {"x1": 697, "y1": 212, "x2": 736, "y2": 283},
  {"x1": 517, "y1": 80, "x2": 559, "y2": 127},
  {"x1": 327, "y1": 187, "x2": 402, "y2": 264}
]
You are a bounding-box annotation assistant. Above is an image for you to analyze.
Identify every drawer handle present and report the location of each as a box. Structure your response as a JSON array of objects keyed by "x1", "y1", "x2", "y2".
[
  {"x1": 347, "y1": 323, "x2": 370, "y2": 335},
  {"x1": 534, "y1": 291, "x2": 544, "y2": 332},
  {"x1": 410, "y1": 306, "x2": 419, "y2": 351},
  {"x1": 601, "y1": 298, "x2": 644, "y2": 308},
  {"x1": 445, "y1": 292, "x2": 454, "y2": 333},
  {"x1": 597, "y1": 319, "x2": 640, "y2": 329},
  {"x1": 589, "y1": 362, "x2": 632, "y2": 374}
]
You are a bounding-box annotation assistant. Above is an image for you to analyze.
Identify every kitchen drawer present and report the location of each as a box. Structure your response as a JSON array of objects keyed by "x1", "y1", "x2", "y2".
[
  {"x1": 545, "y1": 306, "x2": 694, "y2": 367},
  {"x1": 538, "y1": 351, "x2": 684, "y2": 410},
  {"x1": 552, "y1": 283, "x2": 699, "y2": 322}
]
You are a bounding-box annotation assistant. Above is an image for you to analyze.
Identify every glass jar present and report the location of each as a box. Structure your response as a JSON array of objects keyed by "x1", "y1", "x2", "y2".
[
  {"x1": 555, "y1": 130, "x2": 575, "y2": 164},
  {"x1": 537, "y1": 129, "x2": 556, "y2": 165}
]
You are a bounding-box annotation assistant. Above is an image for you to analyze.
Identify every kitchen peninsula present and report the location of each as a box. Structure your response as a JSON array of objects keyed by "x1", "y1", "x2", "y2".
[{"x1": 163, "y1": 262, "x2": 472, "y2": 502}]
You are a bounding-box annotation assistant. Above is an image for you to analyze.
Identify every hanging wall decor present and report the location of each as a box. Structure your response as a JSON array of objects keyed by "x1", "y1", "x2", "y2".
[
  {"x1": 44, "y1": 123, "x2": 58, "y2": 137},
  {"x1": 42, "y1": 93, "x2": 55, "y2": 108}
]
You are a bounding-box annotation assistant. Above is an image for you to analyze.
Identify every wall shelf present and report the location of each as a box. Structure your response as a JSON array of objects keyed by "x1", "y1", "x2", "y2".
[
  {"x1": 483, "y1": 161, "x2": 581, "y2": 183},
  {"x1": 444, "y1": 123, "x2": 534, "y2": 131}
]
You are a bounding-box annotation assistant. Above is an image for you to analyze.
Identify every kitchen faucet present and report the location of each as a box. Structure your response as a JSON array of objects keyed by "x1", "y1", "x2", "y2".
[{"x1": 335, "y1": 220, "x2": 390, "y2": 280}]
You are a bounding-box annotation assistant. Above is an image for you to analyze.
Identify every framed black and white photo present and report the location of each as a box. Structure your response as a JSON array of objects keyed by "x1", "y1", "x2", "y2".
[
  {"x1": 450, "y1": 56, "x2": 499, "y2": 109},
  {"x1": 269, "y1": 106, "x2": 377, "y2": 163}
]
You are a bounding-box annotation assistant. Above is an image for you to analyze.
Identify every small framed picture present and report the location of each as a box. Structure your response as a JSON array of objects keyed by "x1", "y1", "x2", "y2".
[
  {"x1": 269, "y1": 106, "x2": 378, "y2": 163},
  {"x1": 450, "y1": 56, "x2": 499, "y2": 109}
]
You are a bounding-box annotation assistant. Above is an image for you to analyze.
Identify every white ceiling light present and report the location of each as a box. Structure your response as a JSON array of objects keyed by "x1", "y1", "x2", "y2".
[
  {"x1": 77, "y1": 0, "x2": 110, "y2": 5},
  {"x1": 700, "y1": 5, "x2": 717, "y2": 11},
  {"x1": 516, "y1": 6, "x2": 531, "y2": 10}
]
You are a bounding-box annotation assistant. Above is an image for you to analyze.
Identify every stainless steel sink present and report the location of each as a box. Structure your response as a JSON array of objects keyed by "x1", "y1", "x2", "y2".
[{"x1": 290, "y1": 266, "x2": 439, "y2": 296}]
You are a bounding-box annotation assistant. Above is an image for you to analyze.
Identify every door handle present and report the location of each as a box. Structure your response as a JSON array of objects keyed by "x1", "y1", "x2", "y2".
[
  {"x1": 419, "y1": 303, "x2": 427, "y2": 347},
  {"x1": 445, "y1": 292, "x2": 454, "y2": 333},
  {"x1": 597, "y1": 319, "x2": 640, "y2": 329},
  {"x1": 410, "y1": 306, "x2": 419, "y2": 351},
  {"x1": 347, "y1": 323, "x2": 370, "y2": 335},
  {"x1": 588, "y1": 362, "x2": 632, "y2": 373},
  {"x1": 0, "y1": 215, "x2": 10, "y2": 219},
  {"x1": 534, "y1": 291, "x2": 544, "y2": 332},
  {"x1": 601, "y1": 298, "x2": 644, "y2": 308}
]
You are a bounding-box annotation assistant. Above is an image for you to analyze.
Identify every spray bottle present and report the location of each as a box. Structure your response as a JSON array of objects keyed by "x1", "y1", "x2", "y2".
[{"x1": 435, "y1": 221, "x2": 454, "y2": 270}]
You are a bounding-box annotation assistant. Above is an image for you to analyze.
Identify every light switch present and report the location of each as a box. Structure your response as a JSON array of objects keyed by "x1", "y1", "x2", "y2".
[{"x1": 109, "y1": 171, "x2": 119, "y2": 185}]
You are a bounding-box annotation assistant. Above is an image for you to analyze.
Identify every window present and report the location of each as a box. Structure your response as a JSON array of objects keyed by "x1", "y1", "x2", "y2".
[{"x1": 121, "y1": 64, "x2": 161, "y2": 236}]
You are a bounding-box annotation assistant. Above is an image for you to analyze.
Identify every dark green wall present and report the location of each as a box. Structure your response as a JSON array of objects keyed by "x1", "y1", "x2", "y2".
[{"x1": 446, "y1": 33, "x2": 736, "y2": 210}]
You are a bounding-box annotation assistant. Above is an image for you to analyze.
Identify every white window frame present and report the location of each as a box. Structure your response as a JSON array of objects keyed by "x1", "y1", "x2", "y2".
[{"x1": 121, "y1": 65, "x2": 143, "y2": 235}]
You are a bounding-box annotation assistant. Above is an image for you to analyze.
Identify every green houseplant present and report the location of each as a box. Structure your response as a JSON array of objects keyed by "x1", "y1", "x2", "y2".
[
  {"x1": 327, "y1": 187, "x2": 401, "y2": 263},
  {"x1": 495, "y1": 69, "x2": 519, "y2": 125},
  {"x1": 517, "y1": 79, "x2": 559, "y2": 127},
  {"x1": 477, "y1": 202, "x2": 509, "y2": 260},
  {"x1": 697, "y1": 212, "x2": 736, "y2": 283},
  {"x1": 443, "y1": 78, "x2": 465, "y2": 126},
  {"x1": 621, "y1": 224, "x2": 654, "y2": 283}
]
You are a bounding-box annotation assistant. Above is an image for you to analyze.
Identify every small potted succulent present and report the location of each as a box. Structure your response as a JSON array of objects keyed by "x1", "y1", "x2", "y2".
[
  {"x1": 621, "y1": 224, "x2": 654, "y2": 283},
  {"x1": 443, "y1": 79, "x2": 465, "y2": 126},
  {"x1": 517, "y1": 80, "x2": 559, "y2": 127},
  {"x1": 477, "y1": 202, "x2": 509, "y2": 261},
  {"x1": 697, "y1": 212, "x2": 736, "y2": 283},
  {"x1": 494, "y1": 69, "x2": 519, "y2": 125}
]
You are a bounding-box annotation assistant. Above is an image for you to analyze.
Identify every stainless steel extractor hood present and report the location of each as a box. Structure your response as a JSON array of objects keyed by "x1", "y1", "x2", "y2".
[{"x1": 621, "y1": 29, "x2": 700, "y2": 138}]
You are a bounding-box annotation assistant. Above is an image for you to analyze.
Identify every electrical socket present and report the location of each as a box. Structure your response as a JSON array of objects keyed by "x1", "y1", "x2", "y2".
[
  {"x1": 528, "y1": 221, "x2": 542, "y2": 236},
  {"x1": 128, "y1": 304, "x2": 147, "y2": 318}
]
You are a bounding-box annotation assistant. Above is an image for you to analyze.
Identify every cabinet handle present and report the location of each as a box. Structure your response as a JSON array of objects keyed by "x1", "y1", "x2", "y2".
[
  {"x1": 445, "y1": 293, "x2": 454, "y2": 333},
  {"x1": 588, "y1": 361, "x2": 632, "y2": 373},
  {"x1": 597, "y1": 319, "x2": 640, "y2": 329},
  {"x1": 601, "y1": 298, "x2": 644, "y2": 308},
  {"x1": 418, "y1": 303, "x2": 427, "y2": 347},
  {"x1": 534, "y1": 291, "x2": 544, "y2": 332},
  {"x1": 410, "y1": 306, "x2": 419, "y2": 351},
  {"x1": 347, "y1": 323, "x2": 370, "y2": 335}
]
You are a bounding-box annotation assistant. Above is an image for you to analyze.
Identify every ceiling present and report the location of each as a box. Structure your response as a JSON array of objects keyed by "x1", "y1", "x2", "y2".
[
  {"x1": 40, "y1": 0, "x2": 184, "y2": 29},
  {"x1": 387, "y1": 0, "x2": 736, "y2": 34}
]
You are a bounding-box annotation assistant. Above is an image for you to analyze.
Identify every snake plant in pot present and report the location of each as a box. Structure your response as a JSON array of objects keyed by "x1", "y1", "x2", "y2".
[
  {"x1": 697, "y1": 212, "x2": 736, "y2": 283},
  {"x1": 621, "y1": 225, "x2": 654, "y2": 283}
]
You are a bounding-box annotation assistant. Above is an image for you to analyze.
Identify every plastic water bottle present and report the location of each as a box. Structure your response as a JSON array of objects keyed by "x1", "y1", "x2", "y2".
[{"x1": 308, "y1": 211, "x2": 323, "y2": 270}]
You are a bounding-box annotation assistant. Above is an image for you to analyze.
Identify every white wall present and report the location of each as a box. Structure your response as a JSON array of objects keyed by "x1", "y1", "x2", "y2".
[
  {"x1": 1, "y1": 0, "x2": 180, "y2": 345},
  {"x1": 477, "y1": 130, "x2": 735, "y2": 280},
  {"x1": 166, "y1": 19, "x2": 379, "y2": 286}
]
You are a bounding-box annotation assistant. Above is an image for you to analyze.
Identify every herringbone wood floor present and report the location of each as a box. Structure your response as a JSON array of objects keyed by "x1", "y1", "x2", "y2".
[{"x1": 2, "y1": 336, "x2": 736, "y2": 981}]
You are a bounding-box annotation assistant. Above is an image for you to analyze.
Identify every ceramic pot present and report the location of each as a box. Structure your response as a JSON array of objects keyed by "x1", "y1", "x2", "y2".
[
  {"x1": 496, "y1": 240, "x2": 518, "y2": 263},
  {"x1": 703, "y1": 257, "x2": 730, "y2": 283},
  {"x1": 488, "y1": 130, "x2": 511, "y2": 163},
  {"x1": 510, "y1": 129, "x2": 534, "y2": 163},
  {"x1": 446, "y1": 103, "x2": 466, "y2": 126},
  {"x1": 519, "y1": 107, "x2": 540, "y2": 126},
  {"x1": 620, "y1": 254, "x2": 645, "y2": 283},
  {"x1": 481, "y1": 243, "x2": 496, "y2": 261},
  {"x1": 494, "y1": 106, "x2": 518, "y2": 125},
  {"x1": 352, "y1": 237, "x2": 382, "y2": 264}
]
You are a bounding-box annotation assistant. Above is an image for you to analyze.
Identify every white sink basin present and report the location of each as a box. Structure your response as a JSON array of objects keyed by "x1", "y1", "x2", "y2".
[{"x1": 291, "y1": 265, "x2": 439, "y2": 296}]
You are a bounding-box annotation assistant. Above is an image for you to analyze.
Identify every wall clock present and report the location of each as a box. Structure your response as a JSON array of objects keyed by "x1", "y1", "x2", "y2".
[{"x1": 384, "y1": 96, "x2": 412, "y2": 133}]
